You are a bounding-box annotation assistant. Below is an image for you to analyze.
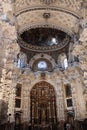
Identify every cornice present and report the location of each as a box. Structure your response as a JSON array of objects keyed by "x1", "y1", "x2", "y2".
[
  {"x1": 15, "y1": 6, "x2": 81, "y2": 19},
  {"x1": 14, "y1": 0, "x2": 82, "y2": 17},
  {"x1": 18, "y1": 24, "x2": 73, "y2": 37},
  {"x1": 17, "y1": 34, "x2": 70, "y2": 52}
]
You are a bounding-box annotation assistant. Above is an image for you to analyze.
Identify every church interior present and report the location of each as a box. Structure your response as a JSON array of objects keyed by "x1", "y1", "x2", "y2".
[{"x1": 0, "y1": 0, "x2": 87, "y2": 130}]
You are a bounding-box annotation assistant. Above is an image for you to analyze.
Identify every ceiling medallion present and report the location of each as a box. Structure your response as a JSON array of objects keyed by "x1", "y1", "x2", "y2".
[
  {"x1": 40, "y1": 0, "x2": 56, "y2": 5},
  {"x1": 43, "y1": 13, "x2": 51, "y2": 19}
]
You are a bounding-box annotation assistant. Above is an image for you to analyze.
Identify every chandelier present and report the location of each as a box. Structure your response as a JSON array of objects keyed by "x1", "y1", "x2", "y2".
[{"x1": 40, "y1": 0, "x2": 56, "y2": 5}]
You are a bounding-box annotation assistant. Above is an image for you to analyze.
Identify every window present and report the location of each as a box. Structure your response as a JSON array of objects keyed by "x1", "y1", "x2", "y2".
[
  {"x1": 15, "y1": 84, "x2": 22, "y2": 108},
  {"x1": 58, "y1": 53, "x2": 68, "y2": 70},
  {"x1": 17, "y1": 52, "x2": 27, "y2": 68},
  {"x1": 17, "y1": 59, "x2": 25, "y2": 68},
  {"x1": 65, "y1": 85, "x2": 71, "y2": 97},
  {"x1": 51, "y1": 38, "x2": 58, "y2": 45},
  {"x1": 16, "y1": 84, "x2": 21, "y2": 97},
  {"x1": 65, "y1": 85, "x2": 73, "y2": 108},
  {"x1": 67, "y1": 99, "x2": 73, "y2": 107},
  {"x1": 64, "y1": 58, "x2": 68, "y2": 69},
  {"x1": 38, "y1": 61, "x2": 47, "y2": 70},
  {"x1": 15, "y1": 99, "x2": 21, "y2": 108}
]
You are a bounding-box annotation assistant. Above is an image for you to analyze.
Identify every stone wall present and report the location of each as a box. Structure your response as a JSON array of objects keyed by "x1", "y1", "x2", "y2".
[{"x1": 0, "y1": 0, "x2": 18, "y2": 123}]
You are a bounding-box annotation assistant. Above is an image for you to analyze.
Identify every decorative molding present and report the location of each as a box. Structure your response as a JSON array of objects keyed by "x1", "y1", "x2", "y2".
[
  {"x1": 15, "y1": 7, "x2": 81, "y2": 18},
  {"x1": 18, "y1": 24, "x2": 73, "y2": 37},
  {"x1": 43, "y1": 12, "x2": 51, "y2": 19},
  {"x1": 40, "y1": 0, "x2": 56, "y2": 5},
  {"x1": 18, "y1": 35, "x2": 70, "y2": 52},
  {"x1": 14, "y1": 0, "x2": 82, "y2": 17},
  {"x1": 16, "y1": 9, "x2": 79, "y2": 36}
]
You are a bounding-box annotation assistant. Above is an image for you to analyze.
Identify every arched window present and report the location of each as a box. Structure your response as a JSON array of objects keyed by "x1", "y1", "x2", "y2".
[
  {"x1": 17, "y1": 59, "x2": 25, "y2": 68},
  {"x1": 64, "y1": 58, "x2": 68, "y2": 69},
  {"x1": 17, "y1": 52, "x2": 27, "y2": 68},
  {"x1": 58, "y1": 53, "x2": 68, "y2": 70},
  {"x1": 37, "y1": 61, "x2": 47, "y2": 70}
]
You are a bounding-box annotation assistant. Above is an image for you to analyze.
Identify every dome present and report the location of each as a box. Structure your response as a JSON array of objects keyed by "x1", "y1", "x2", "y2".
[{"x1": 18, "y1": 27, "x2": 70, "y2": 52}]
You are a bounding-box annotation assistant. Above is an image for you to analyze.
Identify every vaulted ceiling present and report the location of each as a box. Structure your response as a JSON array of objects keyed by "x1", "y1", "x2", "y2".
[
  {"x1": 13, "y1": 0, "x2": 87, "y2": 61},
  {"x1": 14, "y1": 0, "x2": 84, "y2": 35}
]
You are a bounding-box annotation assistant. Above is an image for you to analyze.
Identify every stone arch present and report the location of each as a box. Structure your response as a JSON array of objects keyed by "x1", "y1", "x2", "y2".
[
  {"x1": 30, "y1": 81, "x2": 58, "y2": 129},
  {"x1": 29, "y1": 53, "x2": 56, "y2": 69}
]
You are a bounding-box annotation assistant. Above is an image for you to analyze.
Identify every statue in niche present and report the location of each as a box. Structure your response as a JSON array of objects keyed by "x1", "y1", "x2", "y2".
[
  {"x1": 42, "y1": 89, "x2": 45, "y2": 96},
  {"x1": 42, "y1": 107, "x2": 46, "y2": 124}
]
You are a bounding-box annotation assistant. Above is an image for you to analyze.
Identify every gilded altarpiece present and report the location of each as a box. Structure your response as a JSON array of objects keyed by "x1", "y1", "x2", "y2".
[{"x1": 30, "y1": 81, "x2": 58, "y2": 129}]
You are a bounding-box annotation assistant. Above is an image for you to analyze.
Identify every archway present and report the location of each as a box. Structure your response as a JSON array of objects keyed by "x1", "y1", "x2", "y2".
[{"x1": 30, "y1": 81, "x2": 58, "y2": 130}]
